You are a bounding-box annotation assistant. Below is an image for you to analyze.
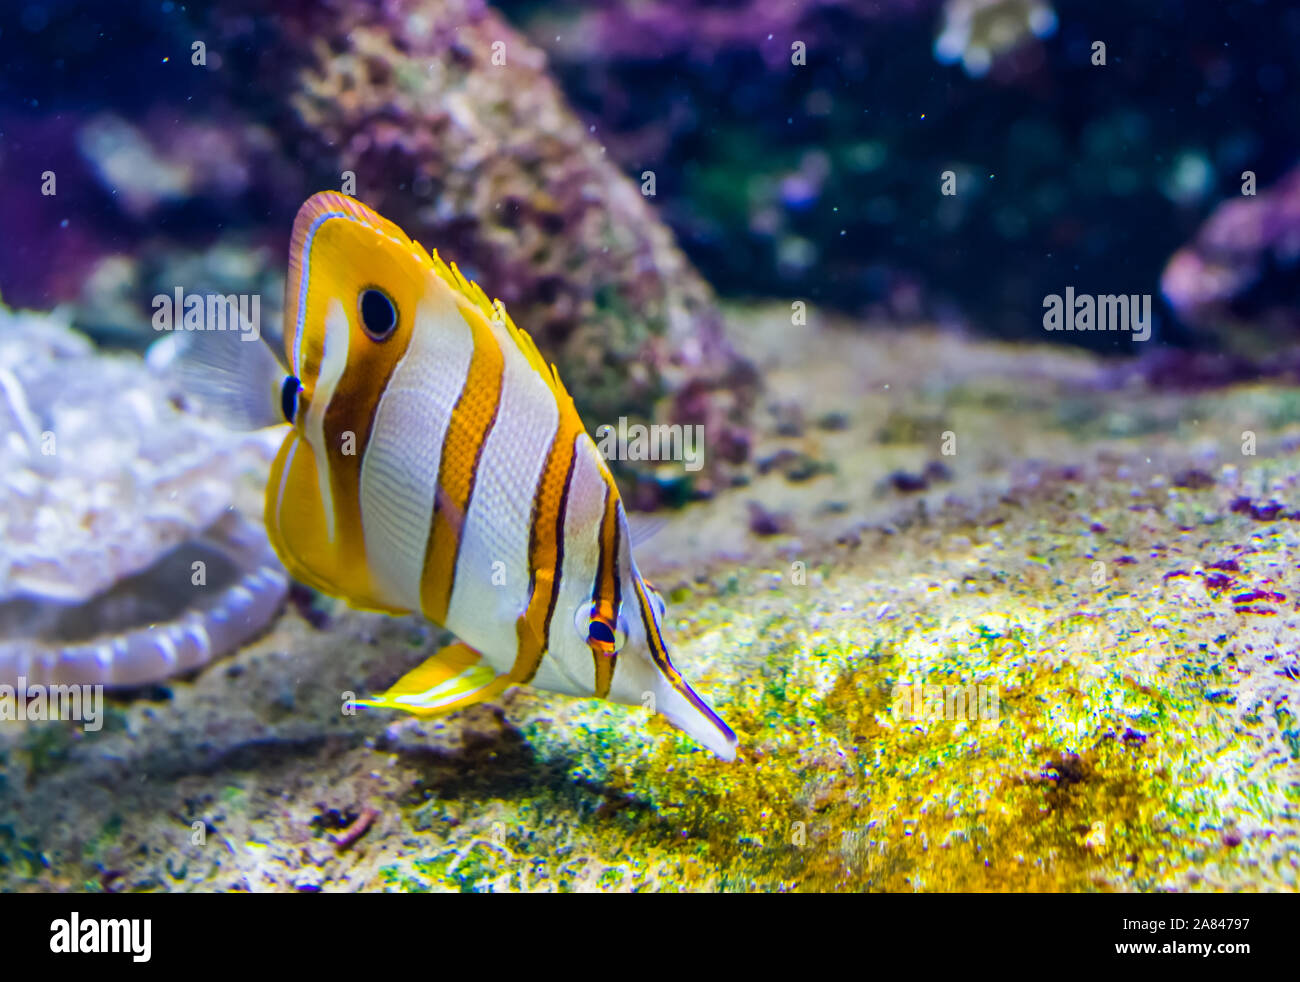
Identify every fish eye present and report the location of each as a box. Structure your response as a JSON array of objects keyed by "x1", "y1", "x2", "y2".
[
  {"x1": 359, "y1": 287, "x2": 398, "y2": 341},
  {"x1": 280, "y1": 375, "x2": 301, "y2": 423}
]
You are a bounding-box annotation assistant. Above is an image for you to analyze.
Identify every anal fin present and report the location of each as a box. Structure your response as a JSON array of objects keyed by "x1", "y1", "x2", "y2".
[{"x1": 358, "y1": 642, "x2": 509, "y2": 718}]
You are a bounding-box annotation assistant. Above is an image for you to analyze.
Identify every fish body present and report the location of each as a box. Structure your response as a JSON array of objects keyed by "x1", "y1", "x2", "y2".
[{"x1": 263, "y1": 192, "x2": 737, "y2": 759}]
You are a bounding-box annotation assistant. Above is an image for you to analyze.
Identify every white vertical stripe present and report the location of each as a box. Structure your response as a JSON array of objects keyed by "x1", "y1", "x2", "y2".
[
  {"x1": 274, "y1": 435, "x2": 300, "y2": 534},
  {"x1": 528, "y1": 434, "x2": 607, "y2": 697},
  {"x1": 359, "y1": 292, "x2": 475, "y2": 611},
  {"x1": 304, "y1": 297, "x2": 350, "y2": 544},
  {"x1": 445, "y1": 339, "x2": 559, "y2": 671}
]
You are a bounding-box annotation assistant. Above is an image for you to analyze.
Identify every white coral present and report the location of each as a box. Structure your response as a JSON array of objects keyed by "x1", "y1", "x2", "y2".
[{"x1": 0, "y1": 304, "x2": 276, "y2": 604}]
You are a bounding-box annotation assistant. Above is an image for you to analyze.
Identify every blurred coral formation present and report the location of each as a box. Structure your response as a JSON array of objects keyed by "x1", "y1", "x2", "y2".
[
  {"x1": 2, "y1": 0, "x2": 1296, "y2": 399},
  {"x1": 933, "y1": 0, "x2": 1058, "y2": 78},
  {"x1": 1, "y1": 0, "x2": 760, "y2": 500},
  {"x1": 0, "y1": 304, "x2": 286, "y2": 688},
  {"x1": 1161, "y1": 164, "x2": 1300, "y2": 355},
  {"x1": 500, "y1": 0, "x2": 1298, "y2": 348}
]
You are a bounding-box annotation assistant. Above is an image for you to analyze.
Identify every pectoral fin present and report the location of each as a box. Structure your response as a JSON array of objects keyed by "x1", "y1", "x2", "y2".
[
  {"x1": 358, "y1": 642, "x2": 509, "y2": 717},
  {"x1": 266, "y1": 430, "x2": 404, "y2": 614}
]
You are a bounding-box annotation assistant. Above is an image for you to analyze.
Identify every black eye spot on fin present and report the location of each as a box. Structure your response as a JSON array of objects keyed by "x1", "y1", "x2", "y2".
[
  {"x1": 588, "y1": 620, "x2": 616, "y2": 646},
  {"x1": 281, "y1": 375, "x2": 301, "y2": 423},
  {"x1": 359, "y1": 287, "x2": 398, "y2": 341}
]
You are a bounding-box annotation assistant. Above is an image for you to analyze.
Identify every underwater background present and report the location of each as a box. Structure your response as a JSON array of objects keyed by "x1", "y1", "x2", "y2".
[{"x1": 1, "y1": 0, "x2": 1298, "y2": 891}]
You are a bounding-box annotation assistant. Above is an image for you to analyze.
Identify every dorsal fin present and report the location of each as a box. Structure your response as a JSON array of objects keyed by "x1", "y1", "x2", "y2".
[{"x1": 426, "y1": 249, "x2": 580, "y2": 418}]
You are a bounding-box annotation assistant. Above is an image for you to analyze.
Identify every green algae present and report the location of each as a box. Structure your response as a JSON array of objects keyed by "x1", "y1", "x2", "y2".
[
  {"x1": 18, "y1": 723, "x2": 75, "y2": 784},
  {"x1": 0, "y1": 824, "x2": 48, "y2": 879},
  {"x1": 555, "y1": 609, "x2": 1210, "y2": 890},
  {"x1": 360, "y1": 541, "x2": 1290, "y2": 892}
]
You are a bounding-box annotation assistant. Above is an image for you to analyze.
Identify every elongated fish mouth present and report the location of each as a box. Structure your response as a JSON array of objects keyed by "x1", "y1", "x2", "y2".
[
  {"x1": 656, "y1": 677, "x2": 739, "y2": 761},
  {"x1": 663, "y1": 712, "x2": 738, "y2": 761},
  {"x1": 0, "y1": 512, "x2": 287, "y2": 689},
  {"x1": 627, "y1": 574, "x2": 738, "y2": 759}
]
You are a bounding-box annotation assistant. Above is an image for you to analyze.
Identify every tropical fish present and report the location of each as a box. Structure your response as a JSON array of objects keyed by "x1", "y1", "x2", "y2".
[{"x1": 226, "y1": 192, "x2": 738, "y2": 759}]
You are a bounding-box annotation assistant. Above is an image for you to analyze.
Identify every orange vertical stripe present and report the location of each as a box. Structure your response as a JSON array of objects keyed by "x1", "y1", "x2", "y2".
[
  {"x1": 589, "y1": 478, "x2": 623, "y2": 698},
  {"x1": 511, "y1": 422, "x2": 582, "y2": 684},
  {"x1": 419, "y1": 307, "x2": 506, "y2": 623}
]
